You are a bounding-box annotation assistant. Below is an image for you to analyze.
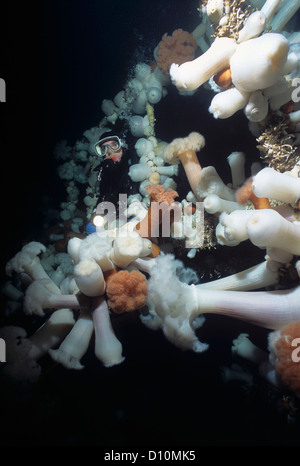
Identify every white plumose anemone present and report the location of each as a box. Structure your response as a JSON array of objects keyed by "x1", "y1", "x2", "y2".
[{"x1": 230, "y1": 33, "x2": 289, "y2": 93}]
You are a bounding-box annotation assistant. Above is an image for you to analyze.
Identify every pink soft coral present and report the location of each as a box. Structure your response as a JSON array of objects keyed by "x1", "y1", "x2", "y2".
[
  {"x1": 145, "y1": 184, "x2": 179, "y2": 204},
  {"x1": 156, "y1": 29, "x2": 198, "y2": 76}
]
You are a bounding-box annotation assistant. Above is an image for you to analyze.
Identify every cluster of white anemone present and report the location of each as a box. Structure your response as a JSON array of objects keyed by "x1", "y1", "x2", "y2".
[
  {"x1": 0, "y1": 214, "x2": 157, "y2": 381},
  {"x1": 53, "y1": 126, "x2": 109, "y2": 223},
  {"x1": 99, "y1": 61, "x2": 170, "y2": 138},
  {"x1": 142, "y1": 152, "x2": 300, "y2": 396},
  {"x1": 171, "y1": 0, "x2": 300, "y2": 127}
]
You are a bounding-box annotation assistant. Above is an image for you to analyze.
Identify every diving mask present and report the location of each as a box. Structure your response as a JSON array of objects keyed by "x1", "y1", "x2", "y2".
[{"x1": 94, "y1": 135, "x2": 122, "y2": 158}]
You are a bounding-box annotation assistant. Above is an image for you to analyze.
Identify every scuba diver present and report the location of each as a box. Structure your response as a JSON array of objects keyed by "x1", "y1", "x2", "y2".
[
  {"x1": 94, "y1": 133, "x2": 124, "y2": 163},
  {"x1": 86, "y1": 127, "x2": 134, "y2": 234},
  {"x1": 93, "y1": 124, "x2": 139, "y2": 210}
]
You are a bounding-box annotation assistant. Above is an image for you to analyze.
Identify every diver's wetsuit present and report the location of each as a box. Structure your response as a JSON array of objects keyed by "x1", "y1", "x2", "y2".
[{"x1": 97, "y1": 150, "x2": 137, "y2": 209}]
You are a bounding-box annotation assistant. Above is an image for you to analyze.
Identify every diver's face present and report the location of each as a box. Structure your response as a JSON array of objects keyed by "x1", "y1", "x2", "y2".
[{"x1": 103, "y1": 139, "x2": 123, "y2": 162}]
